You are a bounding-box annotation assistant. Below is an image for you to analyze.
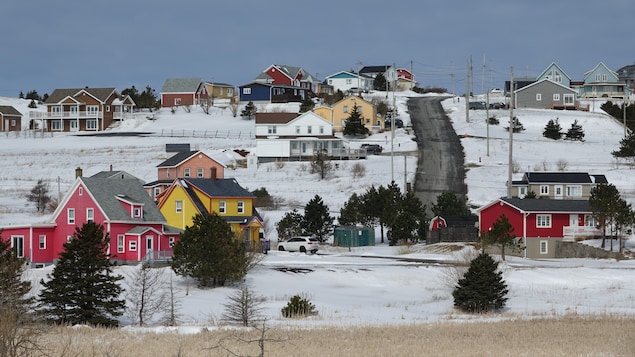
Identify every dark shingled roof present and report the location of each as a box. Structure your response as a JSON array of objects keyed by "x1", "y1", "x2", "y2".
[
  {"x1": 517, "y1": 172, "x2": 608, "y2": 185},
  {"x1": 156, "y1": 151, "x2": 199, "y2": 168},
  {"x1": 45, "y1": 88, "x2": 117, "y2": 104},
  {"x1": 0, "y1": 106, "x2": 22, "y2": 116},
  {"x1": 184, "y1": 178, "x2": 254, "y2": 198},
  {"x1": 501, "y1": 197, "x2": 591, "y2": 213},
  {"x1": 254, "y1": 112, "x2": 299, "y2": 124}
]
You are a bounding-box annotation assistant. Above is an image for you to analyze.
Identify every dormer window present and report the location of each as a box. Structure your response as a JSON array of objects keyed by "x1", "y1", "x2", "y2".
[{"x1": 133, "y1": 206, "x2": 142, "y2": 218}]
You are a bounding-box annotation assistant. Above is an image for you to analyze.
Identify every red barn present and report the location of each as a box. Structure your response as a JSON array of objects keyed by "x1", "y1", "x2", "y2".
[{"x1": 478, "y1": 197, "x2": 601, "y2": 258}]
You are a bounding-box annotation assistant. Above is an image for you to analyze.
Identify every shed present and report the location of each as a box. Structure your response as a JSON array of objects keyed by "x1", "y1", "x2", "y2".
[{"x1": 333, "y1": 226, "x2": 375, "y2": 247}]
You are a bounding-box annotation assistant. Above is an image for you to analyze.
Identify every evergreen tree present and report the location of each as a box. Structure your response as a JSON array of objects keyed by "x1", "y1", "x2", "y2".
[
  {"x1": 38, "y1": 222, "x2": 125, "y2": 326},
  {"x1": 379, "y1": 182, "x2": 403, "y2": 245},
  {"x1": 276, "y1": 209, "x2": 304, "y2": 240},
  {"x1": 589, "y1": 184, "x2": 622, "y2": 248},
  {"x1": 388, "y1": 191, "x2": 426, "y2": 245},
  {"x1": 302, "y1": 195, "x2": 334, "y2": 242},
  {"x1": 25, "y1": 90, "x2": 40, "y2": 101},
  {"x1": 431, "y1": 192, "x2": 470, "y2": 217},
  {"x1": 452, "y1": 253, "x2": 508, "y2": 313},
  {"x1": 612, "y1": 131, "x2": 635, "y2": 160},
  {"x1": 171, "y1": 213, "x2": 247, "y2": 287},
  {"x1": 504, "y1": 116, "x2": 525, "y2": 133},
  {"x1": 373, "y1": 72, "x2": 387, "y2": 91},
  {"x1": 240, "y1": 101, "x2": 257, "y2": 120},
  {"x1": 26, "y1": 179, "x2": 52, "y2": 213},
  {"x1": 18, "y1": 91, "x2": 24, "y2": 99},
  {"x1": 299, "y1": 97, "x2": 315, "y2": 113},
  {"x1": 343, "y1": 105, "x2": 369, "y2": 136},
  {"x1": 542, "y1": 118, "x2": 562, "y2": 140},
  {"x1": 523, "y1": 190, "x2": 537, "y2": 199},
  {"x1": 564, "y1": 120, "x2": 585, "y2": 141},
  {"x1": 481, "y1": 214, "x2": 523, "y2": 260},
  {"x1": 28, "y1": 99, "x2": 37, "y2": 108},
  {"x1": 338, "y1": 193, "x2": 365, "y2": 226}
]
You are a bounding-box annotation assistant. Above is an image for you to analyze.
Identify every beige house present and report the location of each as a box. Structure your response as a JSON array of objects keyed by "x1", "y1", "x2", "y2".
[
  {"x1": 314, "y1": 95, "x2": 384, "y2": 133},
  {"x1": 201, "y1": 82, "x2": 235, "y2": 102}
]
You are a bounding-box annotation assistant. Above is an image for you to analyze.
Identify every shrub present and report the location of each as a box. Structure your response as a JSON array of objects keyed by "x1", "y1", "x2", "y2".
[
  {"x1": 281, "y1": 295, "x2": 317, "y2": 318},
  {"x1": 351, "y1": 162, "x2": 366, "y2": 178}
]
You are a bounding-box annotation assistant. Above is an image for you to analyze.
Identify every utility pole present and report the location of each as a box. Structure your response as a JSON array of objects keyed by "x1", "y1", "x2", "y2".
[
  {"x1": 481, "y1": 53, "x2": 486, "y2": 95},
  {"x1": 391, "y1": 62, "x2": 396, "y2": 183},
  {"x1": 466, "y1": 58, "x2": 470, "y2": 123},
  {"x1": 487, "y1": 65, "x2": 493, "y2": 157},
  {"x1": 507, "y1": 67, "x2": 514, "y2": 199}
]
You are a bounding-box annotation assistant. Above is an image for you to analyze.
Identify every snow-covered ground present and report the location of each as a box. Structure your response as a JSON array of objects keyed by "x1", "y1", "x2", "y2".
[{"x1": 2, "y1": 91, "x2": 635, "y2": 329}]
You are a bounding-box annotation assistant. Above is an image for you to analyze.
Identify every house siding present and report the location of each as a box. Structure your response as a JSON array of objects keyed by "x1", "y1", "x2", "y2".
[{"x1": 515, "y1": 80, "x2": 577, "y2": 109}]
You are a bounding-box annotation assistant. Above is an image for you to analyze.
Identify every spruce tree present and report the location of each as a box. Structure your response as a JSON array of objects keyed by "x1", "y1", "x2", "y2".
[
  {"x1": 452, "y1": 253, "x2": 508, "y2": 313},
  {"x1": 542, "y1": 118, "x2": 562, "y2": 140},
  {"x1": 276, "y1": 209, "x2": 304, "y2": 240},
  {"x1": 612, "y1": 131, "x2": 635, "y2": 160},
  {"x1": 564, "y1": 120, "x2": 585, "y2": 141},
  {"x1": 299, "y1": 97, "x2": 315, "y2": 113},
  {"x1": 171, "y1": 213, "x2": 247, "y2": 287},
  {"x1": 240, "y1": 101, "x2": 257, "y2": 120},
  {"x1": 302, "y1": 195, "x2": 334, "y2": 242},
  {"x1": 343, "y1": 105, "x2": 369, "y2": 136},
  {"x1": 38, "y1": 222, "x2": 125, "y2": 326}
]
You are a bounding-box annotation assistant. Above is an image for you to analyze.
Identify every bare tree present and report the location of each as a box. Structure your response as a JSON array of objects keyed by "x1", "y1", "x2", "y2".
[
  {"x1": 200, "y1": 98, "x2": 212, "y2": 115},
  {"x1": 160, "y1": 271, "x2": 182, "y2": 326},
  {"x1": 26, "y1": 179, "x2": 51, "y2": 213},
  {"x1": 125, "y1": 264, "x2": 167, "y2": 326},
  {"x1": 182, "y1": 105, "x2": 192, "y2": 113},
  {"x1": 228, "y1": 97, "x2": 239, "y2": 118},
  {"x1": 310, "y1": 149, "x2": 333, "y2": 180},
  {"x1": 221, "y1": 285, "x2": 265, "y2": 327},
  {"x1": 351, "y1": 162, "x2": 366, "y2": 178}
]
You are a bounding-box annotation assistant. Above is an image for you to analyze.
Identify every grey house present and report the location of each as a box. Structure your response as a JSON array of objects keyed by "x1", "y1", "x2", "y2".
[{"x1": 514, "y1": 79, "x2": 579, "y2": 110}]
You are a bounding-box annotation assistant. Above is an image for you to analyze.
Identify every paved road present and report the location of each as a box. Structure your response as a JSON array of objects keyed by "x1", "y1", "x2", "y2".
[{"x1": 407, "y1": 97, "x2": 466, "y2": 216}]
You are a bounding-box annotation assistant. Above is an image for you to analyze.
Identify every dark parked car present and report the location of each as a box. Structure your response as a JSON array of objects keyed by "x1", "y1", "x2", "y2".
[
  {"x1": 469, "y1": 101, "x2": 487, "y2": 110},
  {"x1": 384, "y1": 118, "x2": 404, "y2": 129},
  {"x1": 361, "y1": 144, "x2": 383, "y2": 154}
]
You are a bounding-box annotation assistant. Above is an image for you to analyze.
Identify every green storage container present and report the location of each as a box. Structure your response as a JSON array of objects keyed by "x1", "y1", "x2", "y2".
[{"x1": 333, "y1": 226, "x2": 375, "y2": 247}]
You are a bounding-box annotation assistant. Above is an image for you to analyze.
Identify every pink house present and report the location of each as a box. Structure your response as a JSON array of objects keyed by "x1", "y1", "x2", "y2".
[
  {"x1": 1, "y1": 169, "x2": 179, "y2": 267},
  {"x1": 478, "y1": 197, "x2": 600, "y2": 258}
]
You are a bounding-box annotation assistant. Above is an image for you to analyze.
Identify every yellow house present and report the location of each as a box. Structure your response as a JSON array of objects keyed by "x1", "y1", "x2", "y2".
[
  {"x1": 314, "y1": 95, "x2": 384, "y2": 132},
  {"x1": 157, "y1": 177, "x2": 263, "y2": 247}
]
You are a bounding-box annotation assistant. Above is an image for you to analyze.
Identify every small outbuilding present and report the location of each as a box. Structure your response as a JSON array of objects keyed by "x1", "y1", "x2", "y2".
[{"x1": 333, "y1": 226, "x2": 375, "y2": 247}]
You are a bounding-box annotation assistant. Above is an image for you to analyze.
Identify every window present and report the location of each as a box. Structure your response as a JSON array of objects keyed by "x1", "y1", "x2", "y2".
[
  {"x1": 79, "y1": 187, "x2": 83, "y2": 196},
  {"x1": 169, "y1": 237, "x2": 175, "y2": 247},
  {"x1": 227, "y1": 88, "x2": 233, "y2": 96},
  {"x1": 39, "y1": 235, "x2": 46, "y2": 249},
  {"x1": 566, "y1": 185, "x2": 582, "y2": 197},
  {"x1": 536, "y1": 93, "x2": 542, "y2": 101},
  {"x1": 291, "y1": 142, "x2": 298, "y2": 150},
  {"x1": 105, "y1": 105, "x2": 110, "y2": 112},
  {"x1": 11, "y1": 236, "x2": 24, "y2": 258},
  {"x1": 319, "y1": 126, "x2": 324, "y2": 134},
  {"x1": 518, "y1": 186, "x2": 527, "y2": 198},
  {"x1": 219, "y1": 201, "x2": 226, "y2": 214},
  {"x1": 537, "y1": 214, "x2": 552, "y2": 228},
  {"x1": 539, "y1": 240, "x2": 548, "y2": 254},
  {"x1": 86, "y1": 208, "x2": 94, "y2": 222},
  {"x1": 86, "y1": 118, "x2": 97, "y2": 129},
  {"x1": 118, "y1": 235, "x2": 125, "y2": 253},
  {"x1": 51, "y1": 106, "x2": 62, "y2": 116},
  {"x1": 268, "y1": 126, "x2": 277, "y2": 134},
  {"x1": 166, "y1": 168, "x2": 170, "y2": 178},
  {"x1": 243, "y1": 88, "x2": 251, "y2": 95},
  {"x1": 584, "y1": 215, "x2": 598, "y2": 227},
  {"x1": 175, "y1": 200, "x2": 183, "y2": 213},
  {"x1": 129, "y1": 240, "x2": 137, "y2": 251},
  {"x1": 133, "y1": 207, "x2": 142, "y2": 218},
  {"x1": 295, "y1": 126, "x2": 300, "y2": 134},
  {"x1": 554, "y1": 74, "x2": 562, "y2": 83},
  {"x1": 86, "y1": 106, "x2": 99, "y2": 115},
  {"x1": 328, "y1": 79, "x2": 333, "y2": 85},
  {"x1": 184, "y1": 167, "x2": 191, "y2": 177},
  {"x1": 307, "y1": 126, "x2": 312, "y2": 134},
  {"x1": 357, "y1": 106, "x2": 363, "y2": 114},
  {"x1": 68, "y1": 208, "x2": 75, "y2": 224},
  {"x1": 343, "y1": 105, "x2": 349, "y2": 113},
  {"x1": 553, "y1": 93, "x2": 560, "y2": 101},
  {"x1": 153, "y1": 187, "x2": 161, "y2": 197},
  {"x1": 196, "y1": 168, "x2": 204, "y2": 177},
  {"x1": 52, "y1": 120, "x2": 62, "y2": 130},
  {"x1": 67, "y1": 236, "x2": 73, "y2": 242},
  {"x1": 237, "y1": 201, "x2": 245, "y2": 214},
  {"x1": 346, "y1": 79, "x2": 352, "y2": 85},
  {"x1": 174, "y1": 98, "x2": 181, "y2": 105},
  {"x1": 10, "y1": 119, "x2": 16, "y2": 126},
  {"x1": 540, "y1": 185, "x2": 549, "y2": 195}
]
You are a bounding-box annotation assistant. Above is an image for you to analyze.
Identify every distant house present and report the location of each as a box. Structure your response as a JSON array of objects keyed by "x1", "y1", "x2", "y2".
[
  {"x1": 396, "y1": 68, "x2": 417, "y2": 91},
  {"x1": 0, "y1": 169, "x2": 179, "y2": 267},
  {"x1": 0, "y1": 105, "x2": 22, "y2": 132},
  {"x1": 160, "y1": 78, "x2": 203, "y2": 108},
  {"x1": 478, "y1": 197, "x2": 600, "y2": 258},
  {"x1": 238, "y1": 82, "x2": 308, "y2": 103},
  {"x1": 616, "y1": 63, "x2": 635, "y2": 91},
  {"x1": 314, "y1": 95, "x2": 384, "y2": 132},
  {"x1": 511, "y1": 172, "x2": 607, "y2": 200},
  {"x1": 29, "y1": 88, "x2": 134, "y2": 132},
  {"x1": 198, "y1": 81, "x2": 235, "y2": 102},
  {"x1": 514, "y1": 79, "x2": 581, "y2": 110},
  {"x1": 325, "y1": 71, "x2": 373, "y2": 93},
  {"x1": 143, "y1": 150, "x2": 225, "y2": 200},
  {"x1": 157, "y1": 177, "x2": 263, "y2": 247},
  {"x1": 536, "y1": 62, "x2": 573, "y2": 88},
  {"x1": 574, "y1": 62, "x2": 631, "y2": 99},
  {"x1": 359, "y1": 65, "x2": 397, "y2": 82},
  {"x1": 254, "y1": 111, "x2": 346, "y2": 162}
]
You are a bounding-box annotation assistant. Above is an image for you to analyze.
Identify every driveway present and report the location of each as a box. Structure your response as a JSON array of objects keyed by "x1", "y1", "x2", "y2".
[{"x1": 407, "y1": 96, "x2": 466, "y2": 216}]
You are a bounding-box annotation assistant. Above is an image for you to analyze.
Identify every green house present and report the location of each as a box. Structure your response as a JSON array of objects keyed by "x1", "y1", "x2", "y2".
[{"x1": 333, "y1": 226, "x2": 375, "y2": 247}]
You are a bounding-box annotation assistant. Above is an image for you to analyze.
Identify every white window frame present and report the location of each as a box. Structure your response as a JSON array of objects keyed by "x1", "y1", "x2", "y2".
[
  {"x1": 79, "y1": 187, "x2": 83, "y2": 196},
  {"x1": 539, "y1": 240, "x2": 548, "y2": 254},
  {"x1": 540, "y1": 185, "x2": 549, "y2": 195},
  {"x1": 196, "y1": 167, "x2": 204, "y2": 178},
  {"x1": 343, "y1": 105, "x2": 349, "y2": 113},
  {"x1": 118, "y1": 235, "x2": 125, "y2": 253},
  {"x1": 536, "y1": 214, "x2": 552, "y2": 228},
  {"x1": 175, "y1": 200, "x2": 183, "y2": 213},
  {"x1": 86, "y1": 105, "x2": 99, "y2": 115},
  {"x1": 566, "y1": 185, "x2": 582, "y2": 197},
  {"x1": 169, "y1": 236, "x2": 175, "y2": 247},
  {"x1": 219, "y1": 200, "x2": 226, "y2": 214},
  {"x1": 86, "y1": 119, "x2": 97, "y2": 130},
  {"x1": 584, "y1": 215, "x2": 598, "y2": 227},
  {"x1": 553, "y1": 93, "x2": 560, "y2": 101},
  {"x1": 51, "y1": 120, "x2": 62, "y2": 130},
  {"x1": 129, "y1": 240, "x2": 137, "y2": 251},
  {"x1": 184, "y1": 167, "x2": 191, "y2": 177},
  {"x1": 564, "y1": 94, "x2": 574, "y2": 105},
  {"x1": 307, "y1": 126, "x2": 312, "y2": 134},
  {"x1": 174, "y1": 98, "x2": 181, "y2": 106},
  {"x1": 295, "y1": 125, "x2": 300, "y2": 134},
  {"x1": 536, "y1": 93, "x2": 542, "y2": 101},
  {"x1": 237, "y1": 201, "x2": 245, "y2": 214},
  {"x1": 39, "y1": 235, "x2": 46, "y2": 249},
  {"x1": 133, "y1": 207, "x2": 142, "y2": 218},
  {"x1": 243, "y1": 88, "x2": 251, "y2": 95},
  {"x1": 319, "y1": 126, "x2": 324, "y2": 134},
  {"x1": 518, "y1": 186, "x2": 527, "y2": 198},
  {"x1": 67, "y1": 208, "x2": 75, "y2": 224},
  {"x1": 153, "y1": 187, "x2": 161, "y2": 197},
  {"x1": 86, "y1": 208, "x2": 94, "y2": 222},
  {"x1": 268, "y1": 126, "x2": 277, "y2": 134}
]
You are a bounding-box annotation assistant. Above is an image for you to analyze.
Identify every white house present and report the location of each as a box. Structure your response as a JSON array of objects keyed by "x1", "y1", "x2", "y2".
[
  {"x1": 255, "y1": 111, "x2": 346, "y2": 162},
  {"x1": 325, "y1": 71, "x2": 373, "y2": 93}
]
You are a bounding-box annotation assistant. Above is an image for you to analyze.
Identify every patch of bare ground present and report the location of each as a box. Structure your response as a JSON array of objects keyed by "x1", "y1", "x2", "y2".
[{"x1": 33, "y1": 316, "x2": 635, "y2": 356}]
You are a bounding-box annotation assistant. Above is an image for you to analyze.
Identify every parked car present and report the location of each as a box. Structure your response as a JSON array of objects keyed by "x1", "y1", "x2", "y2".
[
  {"x1": 469, "y1": 101, "x2": 487, "y2": 110},
  {"x1": 384, "y1": 118, "x2": 404, "y2": 129},
  {"x1": 489, "y1": 102, "x2": 506, "y2": 109},
  {"x1": 277, "y1": 236, "x2": 319, "y2": 253},
  {"x1": 361, "y1": 143, "x2": 383, "y2": 154}
]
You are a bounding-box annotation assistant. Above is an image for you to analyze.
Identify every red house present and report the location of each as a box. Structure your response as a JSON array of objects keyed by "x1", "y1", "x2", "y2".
[
  {"x1": 160, "y1": 78, "x2": 204, "y2": 108},
  {"x1": 1, "y1": 169, "x2": 179, "y2": 267},
  {"x1": 478, "y1": 197, "x2": 600, "y2": 258}
]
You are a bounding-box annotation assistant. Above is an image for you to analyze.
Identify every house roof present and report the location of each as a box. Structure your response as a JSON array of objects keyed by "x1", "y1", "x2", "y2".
[
  {"x1": 156, "y1": 150, "x2": 223, "y2": 168},
  {"x1": 499, "y1": 197, "x2": 591, "y2": 213},
  {"x1": 514, "y1": 172, "x2": 606, "y2": 185},
  {"x1": 204, "y1": 81, "x2": 234, "y2": 87},
  {"x1": 359, "y1": 65, "x2": 392, "y2": 75},
  {"x1": 80, "y1": 174, "x2": 166, "y2": 223},
  {"x1": 583, "y1": 62, "x2": 619, "y2": 82},
  {"x1": 45, "y1": 88, "x2": 117, "y2": 104},
  {"x1": 0, "y1": 106, "x2": 22, "y2": 116},
  {"x1": 254, "y1": 112, "x2": 300, "y2": 124},
  {"x1": 91, "y1": 170, "x2": 145, "y2": 183},
  {"x1": 184, "y1": 178, "x2": 254, "y2": 198},
  {"x1": 536, "y1": 62, "x2": 572, "y2": 82},
  {"x1": 161, "y1": 78, "x2": 202, "y2": 93},
  {"x1": 514, "y1": 79, "x2": 577, "y2": 94}
]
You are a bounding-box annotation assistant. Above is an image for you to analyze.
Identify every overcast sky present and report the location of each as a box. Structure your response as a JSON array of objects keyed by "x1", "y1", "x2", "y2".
[{"x1": 1, "y1": 0, "x2": 633, "y2": 97}]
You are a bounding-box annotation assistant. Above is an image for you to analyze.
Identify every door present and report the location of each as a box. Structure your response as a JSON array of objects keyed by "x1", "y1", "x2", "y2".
[
  {"x1": 11, "y1": 236, "x2": 24, "y2": 258},
  {"x1": 70, "y1": 120, "x2": 79, "y2": 132},
  {"x1": 569, "y1": 214, "x2": 579, "y2": 227},
  {"x1": 554, "y1": 185, "x2": 563, "y2": 199},
  {"x1": 146, "y1": 235, "x2": 153, "y2": 252}
]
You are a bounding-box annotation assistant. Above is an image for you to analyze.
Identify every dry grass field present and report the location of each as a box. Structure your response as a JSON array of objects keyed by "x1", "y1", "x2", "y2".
[{"x1": 28, "y1": 316, "x2": 635, "y2": 356}]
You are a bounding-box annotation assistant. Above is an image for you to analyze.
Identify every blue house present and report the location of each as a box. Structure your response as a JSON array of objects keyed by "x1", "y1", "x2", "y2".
[
  {"x1": 574, "y1": 62, "x2": 631, "y2": 99},
  {"x1": 238, "y1": 82, "x2": 308, "y2": 103},
  {"x1": 536, "y1": 62, "x2": 572, "y2": 88}
]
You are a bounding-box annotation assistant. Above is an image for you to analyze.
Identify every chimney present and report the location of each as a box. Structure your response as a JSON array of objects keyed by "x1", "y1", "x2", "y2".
[
  {"x1": 75, "y1": 167, "x2": 83, "y2": 178},
  {"x1": 211, "y1": 167, "x2": 217, "y2": 181}
]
